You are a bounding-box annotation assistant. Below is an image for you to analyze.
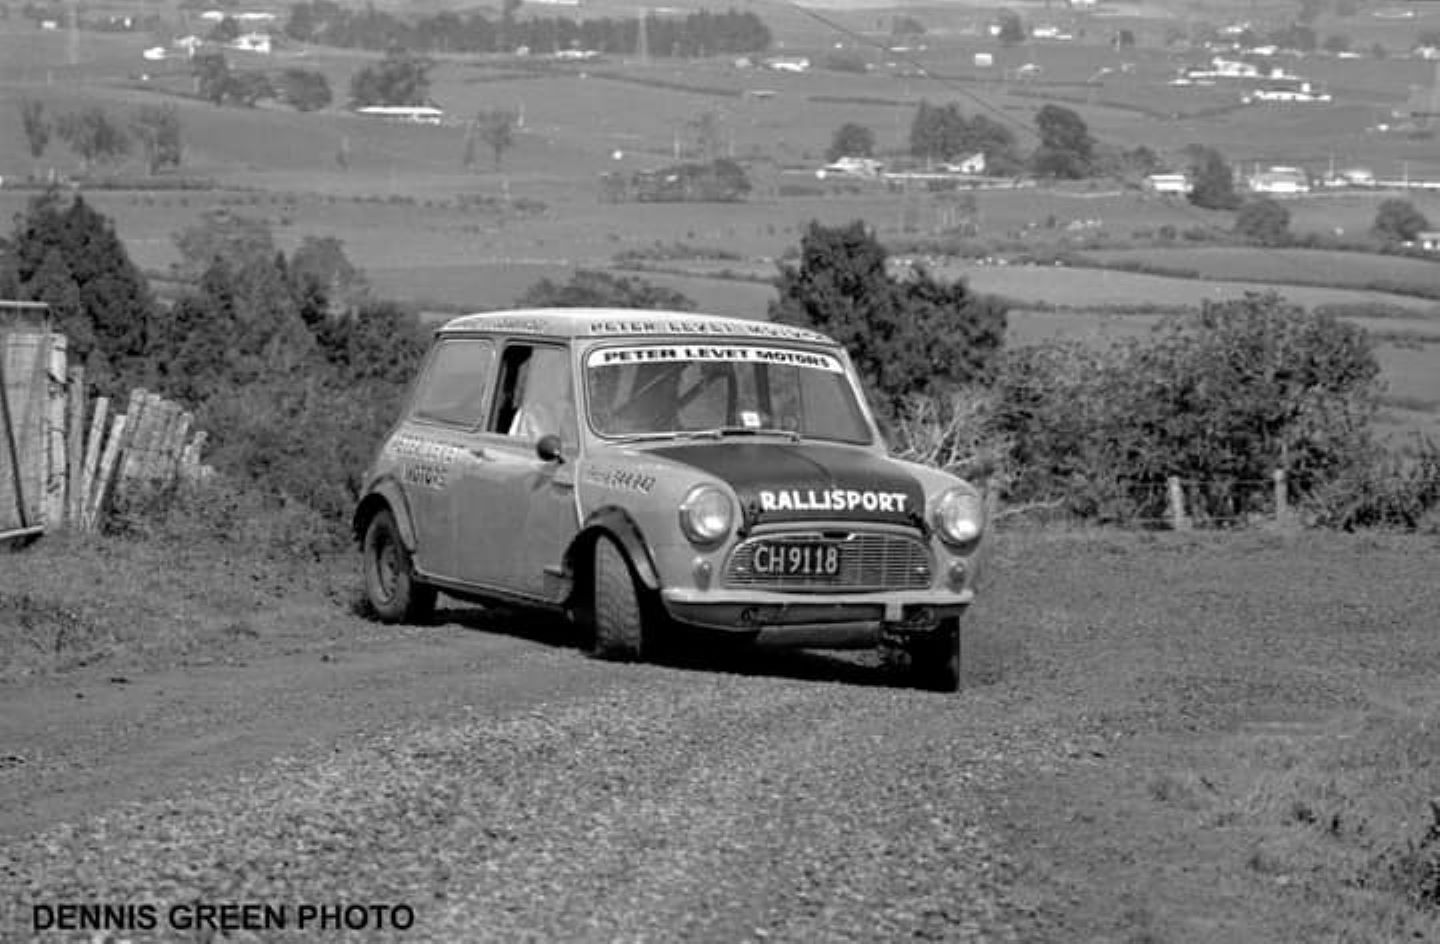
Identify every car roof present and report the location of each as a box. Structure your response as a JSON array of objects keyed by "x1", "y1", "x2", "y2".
[{"x1": 438, "y1": 308, "x2": 837, "y2": 346}]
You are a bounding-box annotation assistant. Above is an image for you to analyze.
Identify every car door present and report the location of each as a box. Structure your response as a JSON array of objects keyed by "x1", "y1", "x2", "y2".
[
  {"x1": 451, "y1": 341, "x2": 579, "y2": 601},
  {"x1": 400, "y1": 336, "x2": 498, "y2": 581}
]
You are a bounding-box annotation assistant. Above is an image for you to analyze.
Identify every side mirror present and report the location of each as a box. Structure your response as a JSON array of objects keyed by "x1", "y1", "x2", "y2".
[{"x1": 536, "y1": 433, "x2": 565, "y2": 464}]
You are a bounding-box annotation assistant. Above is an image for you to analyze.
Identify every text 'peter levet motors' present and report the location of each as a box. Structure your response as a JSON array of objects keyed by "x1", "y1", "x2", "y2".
[{"x1": 27, "y1": 901, "x2": 416, "y2": 935}]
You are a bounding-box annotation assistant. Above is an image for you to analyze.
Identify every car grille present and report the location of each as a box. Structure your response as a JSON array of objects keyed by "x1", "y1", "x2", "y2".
[{"x1": 723, "y1": 531, "x2": 933, "y2": 592}]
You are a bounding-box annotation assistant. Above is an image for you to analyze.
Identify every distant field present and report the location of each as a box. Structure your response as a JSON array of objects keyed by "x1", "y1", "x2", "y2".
[
  {"x1": 947, "y1": 263, "x2": 1440, "y2": 314},
  {"x1": 1079, "y1": 246, "x2": 1440, "y2": 293}
]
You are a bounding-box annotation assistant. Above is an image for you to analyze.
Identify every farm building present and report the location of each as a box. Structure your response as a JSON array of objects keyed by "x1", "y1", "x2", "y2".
[
  {"x1": 1244, "y1": 82, "x2": 1331, "y2": 104},
  {"x1": 1415, "y1": 231, "x2": 1440, "y2": 252},
  {"x1": 1144, "y1": 173, "x2": 1192, "y2": 196},
  {"x1": 1248, "y1": 166, "x2": 1310, "y2": 194},
  {"x1": 356, "y1": 106, "x2": 444, "y2": 125}
]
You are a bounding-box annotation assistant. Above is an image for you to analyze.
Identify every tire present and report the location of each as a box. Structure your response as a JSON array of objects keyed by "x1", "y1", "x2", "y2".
[
  {"x1": 885, "y1": 618, "x2": 962, "y2": 693},
  {"x1": 362, "y1": 508, "x2": 437, "y2": 624},
  {"x1": 591, "y1": 536, "x2": 650, "y2": 661}
]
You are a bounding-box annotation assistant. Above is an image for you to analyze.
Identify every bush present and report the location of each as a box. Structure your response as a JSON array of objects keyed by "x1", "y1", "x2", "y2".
[
  {"x1": 1305, "y1": 437, "x2": 1440, "y2": 531},
  {"x1": 106, "y1": 473, "x2": 345, "y2": 560},
  {"x1": 991, "y1": 292, "x2": 1385, "y2": 524}
]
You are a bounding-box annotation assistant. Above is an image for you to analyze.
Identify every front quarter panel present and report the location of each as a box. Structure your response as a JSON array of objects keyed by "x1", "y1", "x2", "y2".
[{"x1": 575, "y1": 448, "x2": 734, "y2": 591}]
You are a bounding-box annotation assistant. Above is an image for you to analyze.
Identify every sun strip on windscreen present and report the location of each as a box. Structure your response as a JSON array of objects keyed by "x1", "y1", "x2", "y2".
[{"x1": 585, "y1": 345, "x2": 844, "y2": 373}]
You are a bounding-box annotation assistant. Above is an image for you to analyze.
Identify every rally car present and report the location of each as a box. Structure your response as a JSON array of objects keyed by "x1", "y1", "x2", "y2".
[{"x1": 353, "y1": 308, "x2": 986, "y2": 691}]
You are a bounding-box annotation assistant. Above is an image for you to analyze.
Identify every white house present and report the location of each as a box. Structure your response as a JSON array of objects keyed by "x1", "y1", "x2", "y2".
[
  {"x1": 1414, "y1": 231, "x2": 1440, "y2": 252},
  {"x1": 817, "y1": 156, "x2": 883, "y2": 179},
  {"x1": 765, "y1": 56, "x2": 810, "y2": 73},
  {"x1": 1211, "y1": 57, "x2": 1261, "y2": 77},
  {"x1": 943, "y1": 152, "x2": 987, "y2": 175},
  {"x1": 1248, "y1": 166, "x2": 1310, "y2": 194},
  {"x1": 142, "y1": 46, "x2": 167, "y2": 61},
  {"x1": 230, "y1": 32, "x2": 272, "y2": 54}
]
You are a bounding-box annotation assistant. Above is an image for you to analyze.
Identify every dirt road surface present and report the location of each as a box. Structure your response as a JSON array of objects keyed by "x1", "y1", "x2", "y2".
[{"x1": 3, "y1": 530, "x2": 1438, "y2": 942}]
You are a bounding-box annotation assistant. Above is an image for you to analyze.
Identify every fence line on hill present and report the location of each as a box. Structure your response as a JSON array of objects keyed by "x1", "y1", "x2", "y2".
[{"x1": 1, "y1": 330, "x2": 210, "y2": 541}]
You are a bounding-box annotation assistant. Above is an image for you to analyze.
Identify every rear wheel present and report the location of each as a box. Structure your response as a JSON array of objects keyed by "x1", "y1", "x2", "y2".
[
  {"x1": 592, "y1": 536, "x2": 651, "y2": 661},
  {"x1": 362, "y1": 508, "x2": 437, "y2": 624}
]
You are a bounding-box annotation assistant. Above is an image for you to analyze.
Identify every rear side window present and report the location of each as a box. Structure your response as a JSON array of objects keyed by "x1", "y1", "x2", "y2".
[{"x1": 411, "y1": 338, "x2": 496, "y2": 428}]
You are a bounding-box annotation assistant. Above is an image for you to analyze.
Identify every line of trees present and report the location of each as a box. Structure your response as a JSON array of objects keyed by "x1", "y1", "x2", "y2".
[
  {"x1": 17, "y1": 100, "x2": 182, "y2": 177},
  {"x1": 284, "y1": 2, "x2": 771, "y2": 57},
  {"x1": 885, "y1": 101, "x2": 1150, "y2": 181}
]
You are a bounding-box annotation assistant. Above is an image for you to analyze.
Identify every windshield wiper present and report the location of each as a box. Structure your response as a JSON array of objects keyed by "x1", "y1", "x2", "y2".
[
  {"x1": 688, "y1": 426, "x2": 802, "y2": 442},
  {"x1": 607, "y1": 431, "x2": 689, "y2": 445}
]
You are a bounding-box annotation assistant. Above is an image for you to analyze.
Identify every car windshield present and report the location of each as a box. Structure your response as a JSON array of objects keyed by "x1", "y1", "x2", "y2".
[{"x1": 584, "y1": 342, "x2": 873, "y2": 444}]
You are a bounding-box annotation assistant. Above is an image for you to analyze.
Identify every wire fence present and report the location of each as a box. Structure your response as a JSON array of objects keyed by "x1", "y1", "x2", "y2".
[{"x1": 988, "y1": 469, "x2": 1440, "y2": 532}]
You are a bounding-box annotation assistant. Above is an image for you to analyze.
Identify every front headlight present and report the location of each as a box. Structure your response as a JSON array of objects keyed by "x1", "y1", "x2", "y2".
[
  {"x1": 679, "y1": 484, "x2": 734, "y2": 545},
  {"x1": 932, "y1": 487, "x2": 984, "y2": 546}
]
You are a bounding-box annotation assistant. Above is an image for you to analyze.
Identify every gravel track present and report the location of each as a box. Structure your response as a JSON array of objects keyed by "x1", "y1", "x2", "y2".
[
  {"x1": 2, "y1": 649, "x2": 1033, "y2": 943},
  {"x1": 4, "y1": 530, "x2": 1438, "y2": 943}
]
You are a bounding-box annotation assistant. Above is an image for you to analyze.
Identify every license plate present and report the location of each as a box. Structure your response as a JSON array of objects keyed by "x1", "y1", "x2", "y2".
[{"x1": 750, "y1": 541, "x2": 842, "y2": 577}]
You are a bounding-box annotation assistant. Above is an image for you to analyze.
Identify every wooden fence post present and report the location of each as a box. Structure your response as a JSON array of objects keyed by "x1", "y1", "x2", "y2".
[
  {"x1": 1167, "y1": 476, "x2": 1190, "y2": 531},
  {"x1": 66, "y1": 364, "x2": 84, "y2": 528},
  {"x1": 86, "y1": 412, "x2": 127, "y2": 531},
  {"x1": 44, "y1": 335, "x2": 67, "y2": 527},
  {"x1": 79, "y1": 395, "x2": 109, "y2": 528},
  {"x1": 1274, "y1": 468, "x2": 1289, "y2": 526}
]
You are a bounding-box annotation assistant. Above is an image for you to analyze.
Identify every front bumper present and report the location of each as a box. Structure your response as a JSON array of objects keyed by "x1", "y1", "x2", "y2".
[{"x1": 659, "y1": 586, "x2": 973, "y2": 648}]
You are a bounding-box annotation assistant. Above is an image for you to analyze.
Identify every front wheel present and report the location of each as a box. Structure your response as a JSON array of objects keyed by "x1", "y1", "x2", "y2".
[
  {"x1": 362, "y1": 508, "x2": 437, "y2": 624},
  {"x1": 591, "y1": 536, "x2": 652, "y2": 661},
  {"x1": 884, "y1": 618, "x2": 961, "y2": 693}
]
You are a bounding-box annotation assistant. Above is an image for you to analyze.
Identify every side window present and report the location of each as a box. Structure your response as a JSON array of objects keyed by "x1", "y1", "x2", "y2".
[
  {"x1": 411, "y1": 338, "x2": 496, "y2": 428},
  {"x1": 491, "y1": 344, "x2": 577, "y2": 444}
]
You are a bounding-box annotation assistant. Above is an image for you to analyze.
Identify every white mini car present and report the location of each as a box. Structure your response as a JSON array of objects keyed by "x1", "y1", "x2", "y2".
[{"x1": 354, "y1": 308, "x2": 987, "y2": 690}]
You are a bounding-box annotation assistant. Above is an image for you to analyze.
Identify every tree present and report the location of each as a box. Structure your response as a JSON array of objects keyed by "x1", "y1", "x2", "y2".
[
  {"x1": 908, "y1": 101, "x2": 1020, "y2": 172},
  {"x1": 1185, "y1": 145, "x2": 1240, "y2": 210},
  {"x1": 1030, "y1": 104, "x2": 1093, "y2": 178},
  {"x1": 208, "y1": 15, "x2": 240, "y2": 43},
  {"x1": 1372, "y1": 199, "x2": 1430, "y2": 243},
  {"x1": 769, "y1": 220, "x2": 1006, "y2": 416},
  {"x1": 278, "y1": 68, "x2": 332, "y2": 111},
  {"x1": 516, "y1": 270, "x2": 695, "y2": 310},
  {"x1": 891, "y1": 15, "x2": 924, "y2": 36},
  {"x1": 57, "y1": 107, "x2": 130, "y2": 172},
  {"x1": 131, "y1": 104, "x2": 182, "y2": 175},
  {"x1": 9, "y1": 189, "x2": 155, "y2": 391},
  {"x1": 826, "y1": 122, "x2": 875, "y2": 162},
  {"x1": 996, "y1": 10, "x2": 1024, "y2": 46},
  {"x1": 475, "y1": 108, "x2": 518, "y2": 170},
  {"x1": 288, "y1": 234, "x2": 370, "y2": 323},
  {"x1": 19, "y1": 99, "x2": 50, "y2": 176},
  {"x1": 227, "y1": 71, "x2": 276, "y2": 107},
  {"x1": 349, "y1": 47, "x2": 434, "y2": 107},
  {"x1": 1235, "y1": 198, "x2": 1291, "y2": 246},
  {"x1": 193, "y1": 50, "x2": 232, "y2": 105},
  {"x1": 172, "y1": 210, "x2": 280, "y2": 282}
]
